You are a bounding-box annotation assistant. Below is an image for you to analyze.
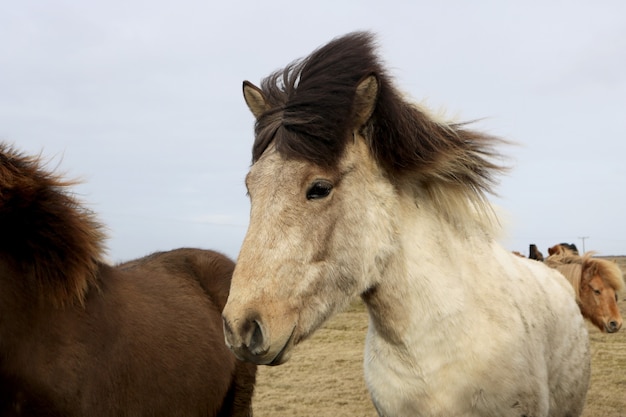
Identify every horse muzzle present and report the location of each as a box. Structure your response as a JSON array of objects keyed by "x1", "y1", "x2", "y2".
[
  {"x1": 605, "y1": 319, "x2": 622, "y2": 333},
  {"x1": 222, "y1": 310, "x2": 296, "y2": 365}
]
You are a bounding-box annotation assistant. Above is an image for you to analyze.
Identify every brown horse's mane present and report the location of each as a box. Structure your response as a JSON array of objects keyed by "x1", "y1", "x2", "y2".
[
  {"x1": 0, "y1": 143, "x2": 106, "y2": 307},
  {"x1": 545, "y1": 253, "x2": 625, "y2": 299},
  {"x1": 251, "y1": 31, "x2": 507, "y2": 206}
]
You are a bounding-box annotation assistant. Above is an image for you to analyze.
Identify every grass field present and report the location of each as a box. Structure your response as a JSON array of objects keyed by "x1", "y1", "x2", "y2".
[{"x1": 251, "y1": 257, "x2": 626, "y2": 417}]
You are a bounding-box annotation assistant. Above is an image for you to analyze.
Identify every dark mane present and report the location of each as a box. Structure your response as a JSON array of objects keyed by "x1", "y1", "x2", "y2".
[
  {"x1": 252, "y1": 31, "x2": 507, "y2": 197},
  {"x1": 0, "y1": 144, "x2": 106, "y2": 306}
]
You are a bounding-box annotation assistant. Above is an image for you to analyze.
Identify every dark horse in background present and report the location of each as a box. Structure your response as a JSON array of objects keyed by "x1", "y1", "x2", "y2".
[
  {"x1": 528, "y1": 244, "x2": 544, "y2": 261},
  {"x1": 0, "y1": 144, "x2": 256, "y2": 416}
]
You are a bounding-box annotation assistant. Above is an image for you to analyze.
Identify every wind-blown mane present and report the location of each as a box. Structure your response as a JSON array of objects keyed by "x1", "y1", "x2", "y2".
[
  {"x1": 0, "y1": 144, "x2": 106, "y2": 306},
  {"x1": 251, "y1": 31, "x2": 507, "y2": 228}
]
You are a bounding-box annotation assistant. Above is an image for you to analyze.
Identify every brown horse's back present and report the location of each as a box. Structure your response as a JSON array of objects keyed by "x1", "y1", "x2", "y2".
[
  {"x1": 1, "y1": 248, "x2": 255, "y2": 417},
  {"x1": 118, "y1": 247, "x2": 235, "y2": 311}
]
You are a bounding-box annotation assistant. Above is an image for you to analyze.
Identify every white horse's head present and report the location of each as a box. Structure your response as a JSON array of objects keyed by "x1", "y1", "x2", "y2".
[{"x1": 223, "y1": 76, "x2": 399, "y2": 364}]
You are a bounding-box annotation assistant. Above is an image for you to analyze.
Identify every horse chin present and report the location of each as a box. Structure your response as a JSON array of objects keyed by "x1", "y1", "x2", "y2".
[
  {"x1": 267, "y1": 346, "x2": 293, "y2": 366},
  {"x1": 265, "y1": 325, "x2": 296, "y2": 366},
  {"x1": 227, "y1": 332, "x2": 295, "y2": 366}
]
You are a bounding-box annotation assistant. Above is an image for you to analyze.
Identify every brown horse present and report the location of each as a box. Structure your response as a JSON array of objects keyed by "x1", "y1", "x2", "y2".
[
  {"x1": 545, "y1": 252, "x2": 624, "y2": 333},
  {"x1": 548, "y1": 243, "x2": 579, "y2": 256},
  {"x1": 0, "y1": 143, "x2": 256, "y2": 416}
]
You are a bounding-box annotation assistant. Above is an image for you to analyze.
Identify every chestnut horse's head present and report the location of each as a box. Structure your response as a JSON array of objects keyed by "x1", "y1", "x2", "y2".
[
  {"x1": 579, "y1": 257, "x2": 624, "y2": 333},
  {"x1": 547, "y1": 253, "x2": 624, "y2": 333},
  {"x1": 548, "y1": 243, "x2": 579, "y2": 257}
]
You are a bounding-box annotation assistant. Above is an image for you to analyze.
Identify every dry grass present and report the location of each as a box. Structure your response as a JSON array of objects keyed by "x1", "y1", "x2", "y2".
[{"x1": 251, "y1": 257, "x2": 626, "y2": 417}]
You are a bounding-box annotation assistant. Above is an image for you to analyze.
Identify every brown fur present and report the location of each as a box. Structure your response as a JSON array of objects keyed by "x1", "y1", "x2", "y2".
[
  {"x1": 0, "y1": 143, "x2": 256, "y2": 416},
  {"x1": 249, "y1": 32, "x2": 508, "y2": 201},
  {"x1": 545, "y1": 252, "x2": 624, "y2": 333}
]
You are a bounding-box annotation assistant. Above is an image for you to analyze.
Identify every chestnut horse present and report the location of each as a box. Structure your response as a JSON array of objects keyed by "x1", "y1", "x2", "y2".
[
  {"x1": 548, "y1": 243, "x2": 579, "y2": 256},
  {"x1": 0, "y1": 144, "x2": 256, "y2": 416},
  {"x1": 545, "y1": 252, "x2": 624, "y2": 333},
  {"x1": 222, "y1": 32, "x2": 590, "y2": 416}
]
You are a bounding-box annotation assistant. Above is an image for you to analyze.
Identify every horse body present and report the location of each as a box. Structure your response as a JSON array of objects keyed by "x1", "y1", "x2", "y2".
[
  {"x1": 222, "y1": 32, "x2": 590, "y2": 416},
  {"x1": 0, "y1": 145, "x2": 255, "y2": 416},
  {"x1": 363, "y1": 239, "x2": 586, "y2": 416},
  {"x1": 3, "y1": 252, "x2": 229, "y2": 415},
  {"x1": 0, "y1": 249, "x2": 256, "y2": 417}
]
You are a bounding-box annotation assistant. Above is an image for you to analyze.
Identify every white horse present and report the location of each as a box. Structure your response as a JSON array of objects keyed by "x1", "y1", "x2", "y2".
[{"x1": 222, "y1": 32, "x2": 590, "y2": 417}]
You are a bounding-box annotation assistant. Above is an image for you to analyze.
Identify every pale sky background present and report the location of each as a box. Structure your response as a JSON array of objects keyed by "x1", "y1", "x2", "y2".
[{"x1": 1, "y1": 1, "x2": 624, "y2": 262}]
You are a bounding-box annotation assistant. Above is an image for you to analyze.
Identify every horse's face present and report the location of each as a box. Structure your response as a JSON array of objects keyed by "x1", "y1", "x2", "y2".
[
  {"x1": 223, "y1": 140, "x2": 398, "y2": 365},
  {"x1": 223, "y1": 77, "x2": 398, "y2": 365},
  {"x1": 580, "y1": 272, "x2": 622, "y2": 333}
]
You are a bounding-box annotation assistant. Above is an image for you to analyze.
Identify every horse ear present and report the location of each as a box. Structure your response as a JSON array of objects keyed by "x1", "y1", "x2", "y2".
[
  {"x1": 352, "y1": 74, "x2": 379, "y2": 129},
  {"x1": 243, "y1": 81, "x2": 269, "y2": 120}
]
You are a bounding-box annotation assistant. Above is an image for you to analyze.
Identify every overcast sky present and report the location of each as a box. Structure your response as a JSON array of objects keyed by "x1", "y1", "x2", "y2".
[{"x1": 1, "y1": 0, "x2": 625, "y2": 261}]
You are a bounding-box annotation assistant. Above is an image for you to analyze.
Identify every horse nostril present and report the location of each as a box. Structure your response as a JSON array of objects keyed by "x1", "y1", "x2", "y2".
[
  {"x1": 222, "y1": 312, "x2": 269, "y2": 360},
  {"x1": 247, "y1": 319, "x2": 267, "y2": 356},
  {"x1": 607, "y1": 320, "x2": 621, "y2": 333},
  {"x1": 222, "y1": 316, "x2": 234, "y2": 348}
]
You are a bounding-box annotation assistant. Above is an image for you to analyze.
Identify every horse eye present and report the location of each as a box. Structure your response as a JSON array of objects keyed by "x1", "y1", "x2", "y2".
[
  {"x1": 306, "y1": 180, "x2": 333, "y2": 200},
  {"x1": 593, "y1": 289, "x2": 601, "y2": 295}
]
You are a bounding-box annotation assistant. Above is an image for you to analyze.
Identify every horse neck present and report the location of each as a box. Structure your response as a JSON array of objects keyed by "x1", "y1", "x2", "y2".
[
  {"x1": 0, "y1": 259, "x2": 44, "y2": 366},
  {"x1": 361, "y1": 192, "x2": 497, "y2": 346},
  {"x1": 0, "y1": 256, "x2": 91, "y2": 395}
]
